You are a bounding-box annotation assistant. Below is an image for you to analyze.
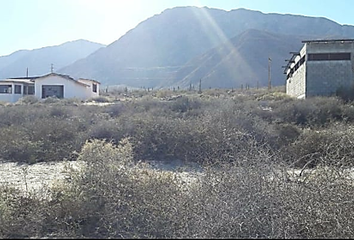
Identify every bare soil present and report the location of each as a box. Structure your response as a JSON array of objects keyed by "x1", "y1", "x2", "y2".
[{"x1": 0, "y1": 161, "x2": 84, "y2": 197}]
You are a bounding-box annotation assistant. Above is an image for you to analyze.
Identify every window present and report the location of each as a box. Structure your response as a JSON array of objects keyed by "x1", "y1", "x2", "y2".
[
  {"x1": 0, "y1": 85, "x2": 12, "y2": 94},
  {"x1": 15, "y1": 85, "x2": 21, "y2": 94},
  {"x1": 24, "y1": 85, "x2": 34, "y2": 95},
  {"x1": 308, "y1": 53, "x2": 351, "y2": 61},
  {"x1": 92, "y1": 83, "x2": 97, "y2": 93},
  {"x1": 28, "y1": 86, "x2": 35, "y2": 95}
]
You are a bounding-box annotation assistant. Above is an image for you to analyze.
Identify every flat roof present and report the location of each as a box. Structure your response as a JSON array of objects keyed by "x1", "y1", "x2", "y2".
[
  {"x1": 302, "y1": 39, "x2": 354, "y2": 44},
  {"x1": 9, "y1": 76, "x2": 40, "y2": 80},
  {"x1": 0, "y1": 79, "x2": 34, "y2": 84}
]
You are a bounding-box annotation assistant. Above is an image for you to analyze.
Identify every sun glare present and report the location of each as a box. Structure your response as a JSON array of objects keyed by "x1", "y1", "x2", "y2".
[{"x1": 191, "y1": 6, "x2": 253, "y2": 86}]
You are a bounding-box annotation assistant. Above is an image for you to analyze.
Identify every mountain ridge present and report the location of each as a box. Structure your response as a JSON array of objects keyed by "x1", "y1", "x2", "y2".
[
  {"x1": 58, "y1": 6, "x2": 354, "y2": 88},
  {"x1": 4, "y1": 6, "x2": 354, "y2": 88},
  {"x1": 0, "y1": 39, "x2": 105, "y2": 78}
]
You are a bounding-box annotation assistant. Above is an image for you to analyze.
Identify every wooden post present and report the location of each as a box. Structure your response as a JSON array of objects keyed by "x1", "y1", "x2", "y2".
[{"x1": 268, "y1": 57, "x2": 272, "y2": 90}]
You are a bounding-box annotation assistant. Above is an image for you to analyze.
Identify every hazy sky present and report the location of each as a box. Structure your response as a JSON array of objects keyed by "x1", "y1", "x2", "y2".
[{"x1": 1, "y1": 0, "x2": 354, "y2": 56}]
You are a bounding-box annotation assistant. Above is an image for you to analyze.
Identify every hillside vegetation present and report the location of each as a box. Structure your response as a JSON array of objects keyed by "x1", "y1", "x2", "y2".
[{"x1": 2, "y1": 87, "x2": 354, "y2": 238}]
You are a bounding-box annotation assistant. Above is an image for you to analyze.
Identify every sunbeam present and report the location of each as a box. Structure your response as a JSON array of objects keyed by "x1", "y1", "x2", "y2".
[{"x1": 190, "y1": 6, "x2": 256, "y2": 88}]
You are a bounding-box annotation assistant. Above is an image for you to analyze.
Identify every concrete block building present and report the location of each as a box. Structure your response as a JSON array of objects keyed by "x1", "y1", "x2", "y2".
[{"x1": 285, "y1": 39, "x2": 354, "y2": 99}]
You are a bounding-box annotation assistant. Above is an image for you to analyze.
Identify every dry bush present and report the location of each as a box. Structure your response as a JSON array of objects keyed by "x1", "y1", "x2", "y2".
[
  {"x1": 0, "y1": 105, "x2": 92, "y2": 163},
  {"x1": 2, "y1": 138, "x2": 354, "y2": 238},
  {"x1": 46, "y1": 139, "x2": 191, "y2": 238},
  {"x1": 16, "y1": 95, "x2": 39, "y2": 105},
  {"x1": 270, "y1": 97, "x2": 343, "y2": 127},
  {"x1": 283, "y1": 123, "x2": 354, "y2": 168},
  {"x1": 89, "y1": 96, "x2": 110, "y2": 103},
  {"x1": 3, "y1": 90, "x2": 354, "y2": 238}
]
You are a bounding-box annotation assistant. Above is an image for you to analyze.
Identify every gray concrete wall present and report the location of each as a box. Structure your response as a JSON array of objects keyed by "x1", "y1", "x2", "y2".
[
  {"x1": 306, "y1": 61, "x2": 353, "y2": 97},
  {"x1": 286, "y1": 41, "x2": 354, "y2": 98},
  {"x1": 305, "y1": 41, "x2": 354, "y2": 97}
]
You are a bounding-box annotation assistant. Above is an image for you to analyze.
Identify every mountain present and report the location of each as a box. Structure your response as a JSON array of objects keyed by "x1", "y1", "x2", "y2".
[
  {"x1": 0, "y1": 40, "x2": 105, "y2": 78},
  {"x1": 166, "y1": 29, "x2": 304, "y2": 89},
  {"x1": 0, "y1": 50, "x2": 30, "y2": 71},
  {"x1": 59, "y1": 6, "x2": 354, "y2": 88}
]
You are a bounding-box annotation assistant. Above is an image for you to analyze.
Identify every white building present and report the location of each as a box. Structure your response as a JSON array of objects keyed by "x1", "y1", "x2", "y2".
[{"x1": 0, "y1": 73, "x2": 100, "y2": 103}]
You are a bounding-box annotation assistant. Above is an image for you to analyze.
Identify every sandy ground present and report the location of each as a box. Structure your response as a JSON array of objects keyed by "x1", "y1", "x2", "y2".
[
  {"x1": 0, "y1": 159, "x2": 201, "y2": 198},
  {"x1": 0, "y1": 161, "x2": 84, "y2": 197},
  {"x1": 3, "y1": 158, "x2": 351, "y2": 200}
]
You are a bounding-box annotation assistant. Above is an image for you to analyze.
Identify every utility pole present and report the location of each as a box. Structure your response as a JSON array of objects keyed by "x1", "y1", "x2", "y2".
[
  {"x1": 26, "y1": 68, "x2": 29, "y2": 78},
  {"x1": 268, "y1": 57, "x2": 272, "y2": 91},
  {"x1": 198, "y1": 79, "x2": 202, "y2": 94},
  {"x1": 51, "y1": 64, "x2": 54, "y2": 73}
]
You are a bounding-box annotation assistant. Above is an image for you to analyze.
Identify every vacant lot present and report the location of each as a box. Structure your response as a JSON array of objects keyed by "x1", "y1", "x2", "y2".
[{"x1": 2, "y1": 89, "x2": 354, "y2": 238}]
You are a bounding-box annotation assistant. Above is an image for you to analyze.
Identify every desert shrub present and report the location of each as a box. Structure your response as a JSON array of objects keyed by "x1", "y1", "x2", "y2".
[
  {"x1": 271, "y1": 97, "x2": 343, "y2": 127},
  {"x1": 45, "y1": 139, "x2": 189, "y2": 238},
  {"x1": 0, "y1": 127, "x2": 44, "y2": 163},
  {"x1": 41, "y1": 96, "x2": 61, "y2": 104},
  {"x1": 89, "y1": 96, "x2": 110, "y2": 103},
  {"x1": 104, "y1": 102, "x2": 126, "y2": 118},
  {"x1": 336, "y1": 84, "x2": 354, "y2": 102},
  {"x1": 256, "y1": 91, "x2": 292, "y2": 101},
  {"x1": 24, "y1": 117, "x2": 89, "y2": 162},
  {"x1": 127, "y1": 99, "x2": 275, "y2": 165},
  {"x1": 0, "y1": 186, "x2": 46, "y2": 238},
  {"x1": 2, "y1": 137, "x2": 354, "y2": 238},
  {"x1": 0, "y1": 106, "x2": 90, "y2": 163},
  {"x1": 341, "y1": 103, "x2": 354, "y2": 122},
  {"x1": 282, "y1": 123, "x2": 354, "y2": 168},
  {"x1": 276, "y1": 166, "x2": 354, "y2": 238},
  {"x1": 155, "y1": 89, "x2": 173, "y2": 99},
  {"x1": 134, "y1": 96, "x2": 166, "y2": 112},
  {"x1": 60, "y1": 98, "x2": 82, "y2": 106},
  {"x1": 88, "y1": 118, "x2": 124, "y2": 143},
  {"x1": 182, "y1": 159, "x2": 283, "y2": 238},
  {"x1": 0, "y1": 105, "x2": 49, "y2": 127},
  {"x1": 169, "y1": 96, "x2": 202, "y2": 113},
  {"x1": 17, "y1": 95, "x2": 38, "y2": 105},
  {"x1": 49, "y1": 106, "x2": 72, "y2": 118},
  {"x1": 273, "y1": 123, "x2": 302, "y2": 148}
]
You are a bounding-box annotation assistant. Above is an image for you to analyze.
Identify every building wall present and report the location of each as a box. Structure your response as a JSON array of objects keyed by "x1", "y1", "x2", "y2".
[
  {"x1": 286, "y1": 45, "x2": 307, "y2": 99},
  {"x1": 77, "y1": 79, "x2": 100, "y2": 98},
  {"x1": 306, "y1": 61, "x2": 353, "y2": 97},
  {"x1": 35, "y1": 75, "x2": 89, "y2": 100},
  {"x1": 305, "y1": 42, "x2": 354, "y2": 97},
  {"x1": 0, "y1": 83, "x2": 25, "y2": 103},
  {"x1": 286, "y1": 64, "x2": 306, "y2": 98},
  {"x1": 286, "y1": 41, "x2": 354, "y2": 98}
]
